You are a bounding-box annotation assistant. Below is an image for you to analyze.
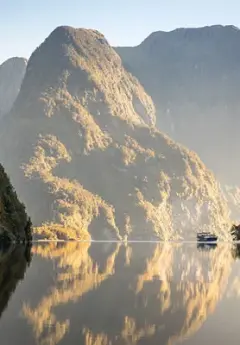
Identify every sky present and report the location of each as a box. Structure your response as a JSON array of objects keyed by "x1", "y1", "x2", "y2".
[{"x1": 1, "y1": 0, "x2": 240, "y2": 63}]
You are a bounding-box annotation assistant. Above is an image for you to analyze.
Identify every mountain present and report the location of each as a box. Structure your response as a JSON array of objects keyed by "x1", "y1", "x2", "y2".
[
  {"x1": 116, "y1": 25, "x2": 240, "y2": 186},
  {"x1": 0, "y1": 57, "x2": 27, "y2": 118},
  {"x1": 0, "y1": 26, "x2": 231, "y2": 240},
  {"x1": 0, "y1": 164, "x2": 31, "y2": 242}
]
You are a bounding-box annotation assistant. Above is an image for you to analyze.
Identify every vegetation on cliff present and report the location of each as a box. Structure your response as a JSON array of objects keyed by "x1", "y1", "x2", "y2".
[{"x1": 0, "y1": 164, "x2": 31, "y2": 242}]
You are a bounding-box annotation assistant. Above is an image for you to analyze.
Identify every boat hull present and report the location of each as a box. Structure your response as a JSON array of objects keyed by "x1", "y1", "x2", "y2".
[{"x1": 197, "y1": 234, "x2": 218, "y2": 242}]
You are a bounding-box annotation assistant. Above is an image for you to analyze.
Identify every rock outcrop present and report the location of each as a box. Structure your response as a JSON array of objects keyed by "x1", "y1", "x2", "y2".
[
  {"x1": 0, "y1": 26, "x2": 231, "y2": 240},
  {"x1": 0, "y1": 57, "x2": 27, "y2": 118}
]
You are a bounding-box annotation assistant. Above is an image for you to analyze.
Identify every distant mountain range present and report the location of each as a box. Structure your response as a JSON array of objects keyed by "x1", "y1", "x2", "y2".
[
  {"x1": 0, "y1": 26, "x2": 230, "y2": 240},
  {"x1": 116, "y1": 25, "x2": 240, "y2": 186},
  {"x1": 0, "y1": 57, "x2": 27, "y2": 119}
]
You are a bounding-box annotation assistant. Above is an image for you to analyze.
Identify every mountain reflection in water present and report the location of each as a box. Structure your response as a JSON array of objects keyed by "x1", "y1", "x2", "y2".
[
  {"x1": 0, "y1": 242, "x2": 240, "y2": 345},
  {"x1": 0, "y1": 244, "x2": 31, "y2": 318}
]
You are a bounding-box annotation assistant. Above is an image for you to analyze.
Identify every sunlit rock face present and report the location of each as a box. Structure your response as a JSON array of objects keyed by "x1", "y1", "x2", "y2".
[
  {"x1": 222, "y1": 185, "x2": 240, "y2": 223},
  {"x1": 0, "y1": 57, "x2": 27, "y2": 119},
  {"x1": 22, "y1": 242, "x2": 233, "y2": 345},
  {"x1": 0, "y1": 26, "x2": 230, "y2": 240}
]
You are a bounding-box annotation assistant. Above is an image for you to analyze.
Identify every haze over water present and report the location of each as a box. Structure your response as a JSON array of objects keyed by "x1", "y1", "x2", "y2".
[{"x1": 0, "y1": 242, "x2": 240, "y2": 345}]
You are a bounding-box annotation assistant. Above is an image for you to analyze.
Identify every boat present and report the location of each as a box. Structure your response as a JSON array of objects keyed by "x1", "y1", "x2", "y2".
[{"x1": 197, "y1": 232, "x2": 218, "y2": 242}]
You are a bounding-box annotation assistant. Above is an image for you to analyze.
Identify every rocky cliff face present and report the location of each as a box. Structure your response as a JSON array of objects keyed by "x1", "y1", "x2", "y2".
[
  {"x1": 0, "y1": 26, "x2": 231, "y2": 240},
  {"x1": 0, "y1": 164, "x2": 31, "y2": 242},
  {"x1": 0, "y1": 57, "x2": 27, "y2": 118},
  {"x1": 116, "y1": 25, "x2": 240, "y2": 186}
]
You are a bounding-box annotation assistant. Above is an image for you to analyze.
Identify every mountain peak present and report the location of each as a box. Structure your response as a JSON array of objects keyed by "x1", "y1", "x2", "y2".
[
  {"x1": 0, "y1": 57, "x2": 27, "y2": 118},
  {"x1": 14, "y1": 26, "x2": 155, "y2": 126},
  {"x1": 140, "y1": 24, "x2": 240, "y2": 47},
  {"x1": 50, "y1": 25, "x2": 106, "y2": 38},
  {"x1": 27, "y1": 26, "x2": 110, "y2": 66},
  {"x1": 42, "y1": 25, "x2": 109, "y2": 52},
  {"x1": 0, "y1": 57, "x2": 27, "y2": 68}
]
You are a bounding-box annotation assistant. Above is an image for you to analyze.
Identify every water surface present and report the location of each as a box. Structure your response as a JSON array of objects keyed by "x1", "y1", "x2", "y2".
[{"x1": 0, "y1": 242, "x2": 240, "y2": 345}]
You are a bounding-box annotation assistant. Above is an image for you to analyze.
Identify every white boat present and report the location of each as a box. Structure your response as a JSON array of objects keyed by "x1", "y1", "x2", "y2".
[{"x1": 197, "y1": 232, "x2": 218, "y2": 242}]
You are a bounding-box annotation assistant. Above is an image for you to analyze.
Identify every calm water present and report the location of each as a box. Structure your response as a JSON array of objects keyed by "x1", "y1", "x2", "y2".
[{"x1": 0, "y1": 242, "x2": 240, "y2": 345}]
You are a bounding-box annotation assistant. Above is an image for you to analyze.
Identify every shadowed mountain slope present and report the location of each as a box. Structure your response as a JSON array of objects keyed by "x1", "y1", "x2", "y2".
[{"x1": 116, "y1": 25, "x2": 240, "y2": 186}]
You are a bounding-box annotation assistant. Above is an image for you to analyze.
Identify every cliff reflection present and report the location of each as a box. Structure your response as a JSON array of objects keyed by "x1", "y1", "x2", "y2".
[
  {"x1": 23, "y1": 242, "x2": 233, "y2": 345},
  {"x1": 231, "y1": 243, "x2": 240, "y2": 260},
  {"x1": 0, "y1": 244, "x2": 31, "y2": 320}
]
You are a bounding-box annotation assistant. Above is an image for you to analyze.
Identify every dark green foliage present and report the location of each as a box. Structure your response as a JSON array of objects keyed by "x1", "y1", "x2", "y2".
[
  {"x1": 24, "y1": 218, "x2": 33, "y2": 243},
  {"x1": 0, "y1": 164, "x2": 32, "y2": 241}
]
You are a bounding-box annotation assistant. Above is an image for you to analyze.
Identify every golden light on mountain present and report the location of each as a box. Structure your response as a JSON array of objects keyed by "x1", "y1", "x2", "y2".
[{"x1": 0, "y1": 26, "x2": 231, "y2": 240}]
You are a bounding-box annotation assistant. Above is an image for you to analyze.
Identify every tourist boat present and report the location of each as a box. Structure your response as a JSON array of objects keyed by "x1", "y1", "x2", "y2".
[{"x1": 197, "y1": 232, "x2": 218, "y2": 242}]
